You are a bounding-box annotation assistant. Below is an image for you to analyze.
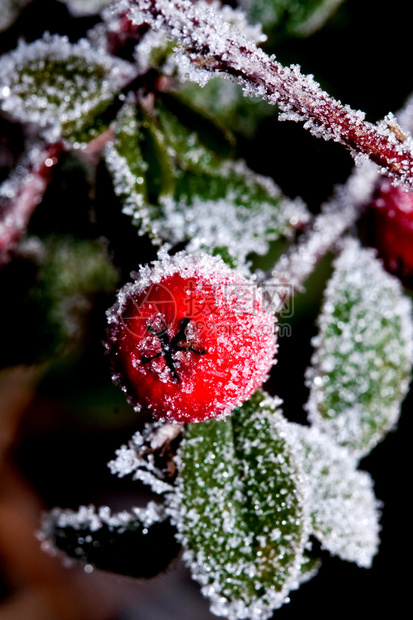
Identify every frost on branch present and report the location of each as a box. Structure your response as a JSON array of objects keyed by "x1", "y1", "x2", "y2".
[
  {"x1": 0, "y1": 142, "x2": 62, "y2": 265},
  {"x1": 118, "y1": 0, "x2": 413, "y2": 188},
  {"x1": 39, "y1": 502, "x2": 180, "y2": 577},
  {"x1": 108, "y1": 420, "x2": 181, "y2": 494},
  {"x1": 270, "y1": 160, "x2": 378, "y2": 294},
  {"x1": 104, "y1": 98, "x2": 308, "y2": 269},
  {"x1": 306, "y1": 238, "x2": 413, "y2": 456},
  {"x1": 291, "y1": 424, "x2": 381, "y2": 567},
  {"x1": 0, "y1": 33, "x2": 135, "y2": 142},
  {"x1": 166, "y1": 391, "x2": 310, "y2": 620}
]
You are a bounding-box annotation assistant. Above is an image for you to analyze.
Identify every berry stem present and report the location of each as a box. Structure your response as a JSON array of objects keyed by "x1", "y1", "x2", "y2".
[{"x1": 268, "y1": 162, "x2": 378, "y2": 298}]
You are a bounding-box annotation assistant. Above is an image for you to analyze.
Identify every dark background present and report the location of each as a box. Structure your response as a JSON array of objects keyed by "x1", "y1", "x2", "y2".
[{"x1": 0, "y1": 1, "x2": 412, "y2": 618}]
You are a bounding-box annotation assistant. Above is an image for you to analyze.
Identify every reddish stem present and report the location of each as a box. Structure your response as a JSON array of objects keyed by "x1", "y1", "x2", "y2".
[
  {"x1": 123, "y1": 0, "x2": 413, "y2": 188},
  {"x1": 0, "y1": 142, "x2": 64, "y2": 266}
]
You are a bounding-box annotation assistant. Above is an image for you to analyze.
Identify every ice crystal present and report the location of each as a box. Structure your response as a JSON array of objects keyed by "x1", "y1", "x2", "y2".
[
  {"x1": 306, "y1": 237, "x2": 413, "y2": 456},
  {"x1": 0, "y1": 33, "x2": 135, "y2": 141},
  {"x1": 291, "y1": 424, "x2": 381, "y2": 567},
  {"x1": 40, "y1": 501, "x2": 166, "y2": 537},
  {"x1": 166, "y1": 391, "x2": 310, "y2": 620}
]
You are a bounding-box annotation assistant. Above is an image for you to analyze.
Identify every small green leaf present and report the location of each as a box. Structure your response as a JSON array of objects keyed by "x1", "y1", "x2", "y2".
[
  {"x1": 40, "y1": 503, "x2": 180, "y2": 578},
  {"x1": 167, "y1": 391, "x2": 310, "y2": 620},
  {"x1": 240, "y1": 0, "x2": 345, "y2": 38},
  {"x1": 0, "y1": 34, "x2": 134, "y2": 142},
  {"x1": 26, "y1": 235, "x2": 118, "y2": 360},
  {"x1": 291, "y1": 423, "x2": 380, "y2": 567},
  {"x1": 306, "y1": 238, "x2": 413, "y2": 456},
  {"x1": 156, "y1": 93, "x2": 235, "y2": 173}
]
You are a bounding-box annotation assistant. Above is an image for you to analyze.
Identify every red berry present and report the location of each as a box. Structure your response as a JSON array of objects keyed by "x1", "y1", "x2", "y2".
[
  {"x1": 106, "y1": 251, "x2": 276, "y2": 423},
  {"x1": 369, "y1": 178, "x2": 413, "y2": 279}
]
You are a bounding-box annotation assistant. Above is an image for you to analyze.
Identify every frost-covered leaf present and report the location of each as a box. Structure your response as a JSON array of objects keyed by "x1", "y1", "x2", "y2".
[
  {"x1": 0, "y1": 0, "x2": 30, "y2": 32},
  {"x1": 39, "y1": 502, "x2": 180, "y2": 578},
  {"x1": 104, "y1": 101, "x2": 174, "y2": 236},
  {"x1": 306, "y1": 238, "x2": 413, "y2": 456},
  {"x1": 0, "y1": 34, "x2": 134, "y2": 142},
  {"x1": 167, "y1": 391, "x2": 310, "y2": 620},
  {"x1": 239, "y1": 0, "x2": 345, "y2": 38},
  {"x1": 105, "y1": 98, "x2": 309, "y2": 269},
  {"x1": 155, "y1": 93, "x2": 235, "y2": 174},
  {"x1": 291, "y1": 424, "x2": 380, "y2": 567}
]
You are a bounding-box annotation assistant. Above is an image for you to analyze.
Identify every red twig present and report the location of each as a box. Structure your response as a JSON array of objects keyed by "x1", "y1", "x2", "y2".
[
  {"x1": 120, "y1": 0, "x2": 413, "y2": 188},
  {"x1": 0, "y1": 142, "x2": 64, "y2": 265}
]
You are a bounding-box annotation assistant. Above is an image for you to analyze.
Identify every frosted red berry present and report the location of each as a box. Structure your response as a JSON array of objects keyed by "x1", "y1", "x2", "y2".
[
  {"x1": 368, "y1": 178, "x2": 413, "y2": 280},
  {"x1": 106, "y1": 251, "x2": 276, "y2": 423}
]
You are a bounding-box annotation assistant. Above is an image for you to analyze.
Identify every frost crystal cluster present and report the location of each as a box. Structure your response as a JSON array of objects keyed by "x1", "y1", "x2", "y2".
[{"x1": 1, "y1": 1, "x2": 412, "y2": 619}]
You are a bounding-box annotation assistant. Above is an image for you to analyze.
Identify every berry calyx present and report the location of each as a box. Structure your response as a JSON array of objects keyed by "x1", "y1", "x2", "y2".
[
  {"x1": 106, "y1": 251, "x2": 276, "y2": 423},
  {"x1": 368, "y1": 178, "x2": 413, "y2": 282}
]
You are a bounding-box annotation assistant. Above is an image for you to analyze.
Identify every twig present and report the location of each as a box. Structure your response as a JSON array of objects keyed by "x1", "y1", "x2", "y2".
[
  {"x1": 115, "y1": 0, "x2": 413, "y2": 188},
  {"x1": 0, "y1": 142, "x2": 64, "y2": 265}
]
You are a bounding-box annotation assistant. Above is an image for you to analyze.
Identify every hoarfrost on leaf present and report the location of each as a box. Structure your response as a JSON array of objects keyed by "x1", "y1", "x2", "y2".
[
  {"x1": 166, "y1": 391, "x2": 310, "y2": 620},
  {"x1": 38, "y1": 501, "x2": 180, "y2": 577},
  {"x1": 291, "y1": 424, "x2": 381, "y2": 567},
  {"x1": 0, "y1": 33, "x2": 135, "y2": 142},
  {"x1": 306, "y1": 237, "x2": 413, "y2": 456}
]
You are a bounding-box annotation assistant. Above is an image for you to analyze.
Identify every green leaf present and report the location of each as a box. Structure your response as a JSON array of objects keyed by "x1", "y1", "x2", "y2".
[
  {"x1": 0, "y1": 34, "x2": 134, "y2": 142},
  {"x1": 40, "y1": 502, "x2": 180, "y2": 578},
  {"x1": 167, "y1": 391, "x2": 310, "y2": 620},
  {"x1": 291, "y1": 423, "x2": 380, "y2": 567},
  {"x1": 155, "y1": 93, "x2": 235, "y2": 174},
  {"x1": 105, "y1": 97, "x2": 309, "y2": 269},
  {"x1": 240, "y1": 0, "x2": 345, "y2": 38},
  {"x1": 306, "y1": 238, "x2": 413, "y2": 456},
  {"x1": 26, "y1": 235, "x2": 118, "y2": 360},
  {"x1": 104, "y1": 101, "x2": 175, "y2": 237}
]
